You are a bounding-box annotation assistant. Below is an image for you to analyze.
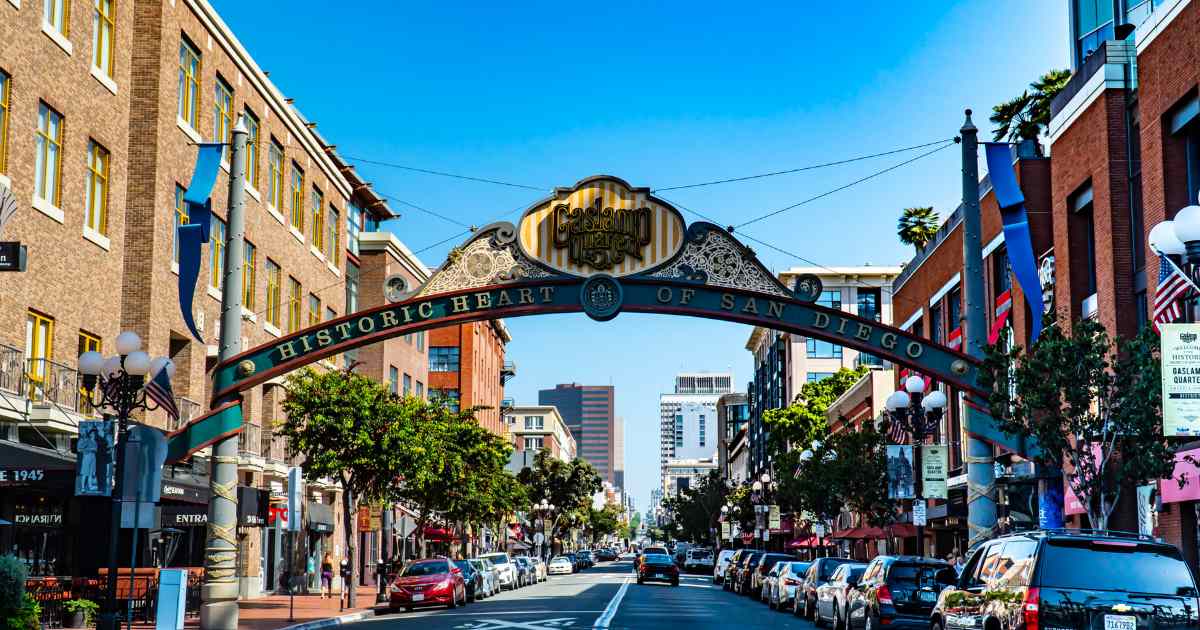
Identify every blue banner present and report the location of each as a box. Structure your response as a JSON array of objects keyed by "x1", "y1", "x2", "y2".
[
  {"x1": 984, "y1": 142, "x2": 1045, "y2": 343},
  {"x1": 177, "y1": 143, "x2": 224, "y2": 341}
]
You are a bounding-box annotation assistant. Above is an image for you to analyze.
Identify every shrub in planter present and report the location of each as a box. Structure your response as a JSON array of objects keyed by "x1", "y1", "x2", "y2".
[
  {"x1": 2, "y1": 593, "x2": 41, "y2": 630},
  {"x1": 64, "y1": 598, "x2": 100, "y2": 628},
  {"x1": 0, "y1": 554, "x2": 26, "y2": 611}
]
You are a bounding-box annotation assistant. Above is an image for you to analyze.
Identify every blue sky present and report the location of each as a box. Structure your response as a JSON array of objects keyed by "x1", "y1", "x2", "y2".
[{"x1": 213, "y1": 1, "x2": 1069, "y2": 513}]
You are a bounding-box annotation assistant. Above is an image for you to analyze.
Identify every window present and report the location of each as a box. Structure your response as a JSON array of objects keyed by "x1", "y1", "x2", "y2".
[
  {"x1": 326, "y1": 205, "x2": 339, "y2": 263},
  {"x1": 806, "y1": 339, "x2": 842, "y2": 359},
  {"x1": 429, "y1": 347, "x2": 460, "y2": 372},
  {"x1": 524, "y1": 416, "x2": 544, "y2": 430},
  {"x1": 345, "y1": 263, "x2": 359, "y2": 314},
  {"x1": 417, "y1": 331, "x2": 425, "y2": 351},
  {"x1": 991, "y1": 247, "x2": 1011, "y2": 301},
  {"x1": 243, "y1": 107, "x2": 259, "y2": 188},
  {"x1": 992, "y1": 540, "x2": 1037, "y2": 588},
  {"x1": 387, "y1": 367, "x2": 398, "y2": 394},
  {"x1": 77, "y1": 331, "x2": 101, "y2": 416},
  {"x1": 173, "y1": 185, "x2": 188, "y2": 264},
  {"x1": 435, "y1": 388, "x2": 460, "y2": 412},
  {"x1": 25, "y1": 311, "x2": 55, "y2": 400},
  {"x1": 403, "y1": 373, "x2": 411, "y2": 395},
  {"x1": 177, "y1": 38, "x2": 201, "y2": 128},
  {"x1": 347, "y1": 206, "x2": 363, "y2": 255},
  {"x1": 286, "y1": 277, "x2": 301, "y2": 333},
  {"x1": 818, "y1": 289, "x2": 842, "y2": 311},
  {"x1": 307, "y1": 294, "x2": 321, "y2": 327},
  {"x1": 0, "y1": 70, "x2": 9, "y2": 173},
  {"x1": 93, "y1": 0, "x2": 115, "y2": 78},
  {"x1": 44, "y1": 0, "x2": 70, "y2": 36},
  {"x1": 524, "y1": 437, "x2": 544, "y2": 451},
  {"x1": 212, "y1": 77, "x2": 233, "y2": 161},
  {"x1": 84, "y1": 140, "x2": 110, "y2": 236},
  {"x1": 416, "y1": 381, "x2": 424, "y2": 399},
  {"x1": 948, "y1": 287, "x2": 962, "y2": 333},
  {"x1": 311, "y1": 187, "x2": 325, "y2": 253},
  {"x1": 265, "y1": 259, "x2": 281, "y2": 328},
  {"x1": 35, "y1": 102, "x2": 64, "y2": 207},
  {"x1": 242, "y1": 240, "x2": 256, "y2": 310},
  {"x1": 289, "y1": 163, "x2": 305, "y2": 231},
  {"x1": 1073, "y1": 0, "x2": 1114, "y2": 67},
  {"x1": 930, "y1": 301, "x2": 944, "y2": 345},
  {"x1": 857, "y1": 288, "x2": 881, "y2": 322},
  {"x1": 209, "y1": 216, "x2": 227, "y2": 289},
  {"x1": 699, "y1": 416, "x2": 706, "y2": 447},
  {"x1": 807, "y1": 372, "x2": 835, "y2": 382},
  {"x1": 267, "y1": 139, "x2": 284, "y2": 210}
]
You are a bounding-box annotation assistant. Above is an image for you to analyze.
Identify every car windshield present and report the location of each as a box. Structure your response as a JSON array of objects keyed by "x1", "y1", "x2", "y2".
[
  {"x1": 482, "y1": 554, "x2": 510, "y2": 565},
  {"x1": 691, "y1": 550, "x2": 712, "y2": 559},
  {"x1": 552, "y1": 556, "x2": 570, "y2": 563},
  {"x1": 888, "y1": 563, "x2": 949, "y2": 588},
  {"x1": 1039, "y1": 542, "x2": 1198, "y2": 594},
  {"x1": 848, "y1": 566, "x2": 867, "y2": 581},
  {"x1": 468, "y1": 560, "x2": 483, "y2": 570},
  {"x1": 403, "y1": 561, "x2": 448, "y2": 577},
  {"x1": 791, "y1": 562, "x2": 812, "y2": 574}
]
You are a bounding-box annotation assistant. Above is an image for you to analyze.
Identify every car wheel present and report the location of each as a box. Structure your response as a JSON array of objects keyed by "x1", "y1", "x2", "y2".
[
  {"x1": 815, "y1": 605, "x2": 826, "y2": 628},
  {"x1": 793, "y1": 598, "x2": 802, "y2": 616},
  {"x1": 387, "y1": 605, "x2": 398, "y2": 615},
  {"x1": 448, "y1": 589, "x2": 458, "y2": 609},
  {"x1": 805, "y1": 597, "x2": 814, "y2": 621}
]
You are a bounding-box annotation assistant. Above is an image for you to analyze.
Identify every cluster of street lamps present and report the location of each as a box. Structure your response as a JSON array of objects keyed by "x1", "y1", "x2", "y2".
[
  {"x1": 532, "y1": 498, "x2": 555, "y2": 559},
  {"x1": 882, "y1": 375, "x2": 947, "y2": 558},
  {"x1": 1149, "y1": 199, "x2": 1200, "y2": 285}
]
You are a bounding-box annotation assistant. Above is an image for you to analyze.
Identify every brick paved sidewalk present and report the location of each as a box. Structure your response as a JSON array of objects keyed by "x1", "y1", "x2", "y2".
[{"x1": 129, "y1": 586, "x2": 384, "y2": 630}]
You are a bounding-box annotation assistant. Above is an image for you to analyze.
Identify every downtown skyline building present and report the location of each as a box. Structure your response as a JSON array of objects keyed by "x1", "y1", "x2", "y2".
[
  {"x1": 538, "y1": 383, "x2": 615, "y2": 484},
  {"x1": 659, "y1": 372, "x2": 732, "y2": 496}
]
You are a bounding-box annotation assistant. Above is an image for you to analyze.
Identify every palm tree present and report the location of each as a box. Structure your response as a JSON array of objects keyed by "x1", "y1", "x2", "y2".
[
  {"x1": 990, "y1": 69, "x2": 1071, "y2": 145},
  {"x1": 897, "y1": 206, "x2": 939, "y2": 253}
]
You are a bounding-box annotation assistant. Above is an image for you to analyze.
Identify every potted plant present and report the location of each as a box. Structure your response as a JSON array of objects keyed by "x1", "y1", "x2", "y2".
[{"x1": 63, "y1": 598, "x2": 99, "y2": 628}]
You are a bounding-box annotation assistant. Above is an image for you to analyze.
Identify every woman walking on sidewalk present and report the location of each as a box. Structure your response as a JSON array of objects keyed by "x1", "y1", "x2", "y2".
[{"x1": 321, "y1": 553, "x2": 334, "y2": 598}]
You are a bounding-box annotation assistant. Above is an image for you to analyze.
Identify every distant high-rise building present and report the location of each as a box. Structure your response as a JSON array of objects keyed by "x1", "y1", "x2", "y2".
[
  {"x1": 660, "y1": 372, "x2": 731, "y2": 485},
  {"x1": 539, "y1": 383, "x2": 615, "y2": 483},
  {"x1": 613, "y1": 416, "x2": 625, "y2": 491}
]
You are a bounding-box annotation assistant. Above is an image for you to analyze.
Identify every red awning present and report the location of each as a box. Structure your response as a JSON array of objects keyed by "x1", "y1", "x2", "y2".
[
  {"x1": 786, "y1": 536, "x2": 836, "y2": 549},
  {"x1": 830, "y1": 528, "x2": 862, "y2": 539},
  {"x1": 887, "y1": 524, "x2": 917, "y2": 538},
  {"x1": 832, "y1": 524, "x2": 918, "y2": 540},
  {"x1": 422, "y1": 526, "x2": 455, "y2": 542}
]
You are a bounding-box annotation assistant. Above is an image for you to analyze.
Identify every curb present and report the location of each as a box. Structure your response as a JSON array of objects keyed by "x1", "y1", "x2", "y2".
[{"x1": 275, "y1": 607, "x2": 384, "y2": 630}]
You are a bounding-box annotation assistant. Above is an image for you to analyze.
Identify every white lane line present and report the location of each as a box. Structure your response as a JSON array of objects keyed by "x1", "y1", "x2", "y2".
[{"x1": 592, "y1": 577, "x2": 630, "y2": 629}]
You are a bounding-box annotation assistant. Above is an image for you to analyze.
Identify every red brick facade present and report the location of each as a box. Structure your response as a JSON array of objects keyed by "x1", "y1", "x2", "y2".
[{"x1": 427, "y1": 321, "x2": 510, "y2": 437}]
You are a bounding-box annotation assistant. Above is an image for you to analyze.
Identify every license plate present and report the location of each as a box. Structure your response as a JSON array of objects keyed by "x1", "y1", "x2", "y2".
[
  {"x1": 656, "y1": 573, "x2": 665, "y2": 578},
  {"x1": 1105, "y1": 615, "x2": 1136, "y2": 630},
  {"x1": 411, "y1": 593, "x2": 424, "y2": 602},
  {"x1": 918, "y1": 590, "x2": 937, "y2": 603}
]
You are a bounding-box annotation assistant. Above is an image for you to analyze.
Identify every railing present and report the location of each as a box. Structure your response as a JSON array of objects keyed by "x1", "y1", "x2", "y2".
[
  {"x1": 0, "y1": 342, "x2": 23, "y2": 395},
  {"x1": 174, "y1": 396, "x2": 201, "y2": 432},
  {"x1": 239, "y1": 422, "x2": 262, "y2": 456},
  {"x1": 263, "y1": 429, "x2": 288, "y2": 463},
  {"x1": 26, "y1": 357, "x2": 79, "y2": 410}
]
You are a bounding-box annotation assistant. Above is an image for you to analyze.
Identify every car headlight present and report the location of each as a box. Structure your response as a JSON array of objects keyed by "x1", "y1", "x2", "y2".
[{"x1": 390, "y1": 585, "x2": 402, "y2": 592}]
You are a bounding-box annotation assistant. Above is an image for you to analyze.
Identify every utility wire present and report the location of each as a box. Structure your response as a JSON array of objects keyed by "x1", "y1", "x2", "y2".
[
  {"x1": 651, "y1": 138, "x2": 957, "y2": 192},
  {"x1": 381, "y1": 195, "x2": 473, "y2": 229},
  {"x1": 734, "y1": 140, "x2": 958, "y2": 229},
  {"x1": 339, "y1": 155, "x2": 547, "y2": 192}
]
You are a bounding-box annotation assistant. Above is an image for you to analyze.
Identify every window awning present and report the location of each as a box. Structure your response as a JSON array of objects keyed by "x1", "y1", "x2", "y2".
[{"x1": 306, "y1": 501, "x2": 335, "y2": 533}]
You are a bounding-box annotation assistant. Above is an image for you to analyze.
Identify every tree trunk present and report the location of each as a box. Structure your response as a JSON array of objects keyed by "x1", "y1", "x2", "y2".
[{"x1": 342, "y1": 484, "x2": 357, "y2": 608}]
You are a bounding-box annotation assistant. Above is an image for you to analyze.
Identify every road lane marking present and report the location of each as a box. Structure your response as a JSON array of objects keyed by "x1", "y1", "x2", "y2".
[
  {"x1": 455, "y1": 618, "x2": 579, "y2": 629},
  {"x1": 592, "y1": 578, "x2": 630, "y2": 629}
]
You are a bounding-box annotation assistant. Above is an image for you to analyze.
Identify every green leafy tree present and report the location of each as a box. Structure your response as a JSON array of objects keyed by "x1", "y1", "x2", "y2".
[
  {"x1": 989, "y1": 69, "x2": 1070, "y2": 145},
  {"x1": 585, "y1": 504, "x2": 624, "y2": 543},
  {"x1": 516, "y1": 450, "x2": 603, "y2": 549},
  {"x1": 897, "y1": 206, "x2": 940, "y2": 253},
  {"x1": 764, "y1": 366, "x2": 868, "y2": 457},
  {"x1": 775, "y1": 422, "x2": 892, "y2": 530},
  {"x1": 980, "y1": 321, "x2": 1175, "y2": 530},
  {"x1": 660, "y1": 471, "x2": 730, "y2": 544},
  {"x1": 624, "y1": 512, "x2": 642, "y2": 540},
  {"x1": 280, "y1": 368, "x2": 411, "y2": 608}
]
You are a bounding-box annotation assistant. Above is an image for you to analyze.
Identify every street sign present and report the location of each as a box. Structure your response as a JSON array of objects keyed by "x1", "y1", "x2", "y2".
[
  {"x1": 814, "y1": 523, "x2": 825, "y2": 538},
  {"x1": 721, "y1": 522, "x2": 731, "y2": 540},
  {"x1": 0, "y1": 242, "x2": 25, "y2": 272},
  {"x1": 761, "y1": 528, "x2": 769, "y2": 541},
  {"x1": 533, "y1": 532, "x2": 545, "y2": 544},
  {"x1": 913, "y1": 499, "x2": 927, "y2": 526},
  {"x1": 1161, "y1": 324, "x2": 1200, "y2": 436}
]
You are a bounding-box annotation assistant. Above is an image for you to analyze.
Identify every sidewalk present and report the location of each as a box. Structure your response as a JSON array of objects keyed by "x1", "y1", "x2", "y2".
[{"x1": 133, "y1": 586, "x2": 384, "y2": 630}]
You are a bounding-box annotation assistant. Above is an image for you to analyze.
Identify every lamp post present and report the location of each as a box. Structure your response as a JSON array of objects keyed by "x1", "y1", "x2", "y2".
[
  {"x1": 1149, "y1": 201, "x2": 1200, "y2": 292},
  {"x1": 884, "y1": 375, "x2": 948, "y2": 558},
  {"x1": 78, "y1": 332, "x2": 174, "y2": 630},
  {"x1": 532, "y1": 499, "x2": 555, "y2": 560}
]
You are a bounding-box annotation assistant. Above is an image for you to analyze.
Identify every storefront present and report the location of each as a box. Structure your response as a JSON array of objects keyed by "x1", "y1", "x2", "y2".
[
  {"x1": 0, "y1": 441, "x2": 80, "y2": 577},
  {"x1": 153, "y1": 473, "x2": 211, "y2": 569},
  {"x1": 305, "y1": 501, "x2": 335, "y2": 590}
]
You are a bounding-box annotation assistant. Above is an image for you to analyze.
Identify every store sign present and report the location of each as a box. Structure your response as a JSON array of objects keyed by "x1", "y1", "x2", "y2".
[
  {"x1": 1161, "y1": 324, "x2": 1200, "y2": 436},
  {"x1": 161, "y1": 505, "x2": 208, "y2": 527},
  {"x1": 0, "y1": 242, "x2": 25, "y2": 272},
  {"x1": 236, "y1": 486, "x2": 268, "y2": 527},
  {"x1": 921, "y1": 445, "x2": 948, "y2": 499},
  {"x1": 357, "y1": 506, "x2": 375, "y2": 532},
  {"x1": 0, "y1": 468, "x2": 46, "y2": 484},
  {"x1": 15, "y1": 512, "x2": 62, "y2": 526},
  {"x1": 721, "y1": 522, "x2": 731, "y2": 540}
]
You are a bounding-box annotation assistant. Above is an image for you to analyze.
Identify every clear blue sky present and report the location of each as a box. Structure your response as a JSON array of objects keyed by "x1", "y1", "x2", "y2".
[{"x1": 214, "y1": 0, "x2": 1068, "y2": 513}]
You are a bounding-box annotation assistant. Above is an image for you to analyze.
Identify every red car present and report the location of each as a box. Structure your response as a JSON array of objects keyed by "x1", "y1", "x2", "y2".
[{"x1": 389, "y1": 558, "x2": 468, "y2": 612}]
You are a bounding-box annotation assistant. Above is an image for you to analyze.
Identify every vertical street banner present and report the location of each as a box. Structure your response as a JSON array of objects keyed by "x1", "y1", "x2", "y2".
[
  {"x1": 913, "y1": 499, "x2": 927, "y2": 526},
  {"x1": 887, "y1": 445, "x2": 915, "y2": 499},
  {"x1": 75, "y1": 420, "x2": 114, "y2": 497},
  {"x1": 721, "y1": 522, "x2": 731, "y2": 541},
  {"x1": 1161, "y1": 324, "x2": 1200, "y2": 436},
  {"x1": 921, "y1": 445, "x2": 948, "y2": 499},
  {"x1": 286, "y1": 466, "x2": 303, "y2": 532},
  {"x1": 768, "y1": 505, "x2": 780, "y2": 530}
]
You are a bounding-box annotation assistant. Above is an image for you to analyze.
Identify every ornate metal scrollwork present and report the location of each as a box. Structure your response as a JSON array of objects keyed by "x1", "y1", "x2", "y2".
[
  {"x1": 640, "y1": 224, "x2": 793, "y2": 299},
  {"x1": 415, "y1": 222, "x2": 552, "y2": 298}
]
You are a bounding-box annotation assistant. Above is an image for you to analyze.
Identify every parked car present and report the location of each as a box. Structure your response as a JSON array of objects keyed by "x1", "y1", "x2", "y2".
[
  {"x1": 512, "y1": 556, "x2": 535, "y2": 587},
  {"x1": 596, "y1": 548, "x2": 617, "y2": 561},
  {"x1": 637, "y1": 552, "x2": 680, "y2": 586},
  {"x1": 637, "y1": 546, "x2": 669, "y2": 573},
  {"x1": 766, "y1": 561, "x2": 812, "y2": 611},
  {"x1": 931, "y1": 530, "x2": 1200, "y2": 630},
  {"x1": 714, "y1": 549, "x2": 738, "y2": 584},
  {"x1": 845, "y1": 556, "x2": 955, "y2": 630},
  {"x1": 548, "y1": 555, "x2": 574, "y2": 575},
  {"x1": 722, "y1": 549, "x2": 746, "y2": 590},
  {"x1": 454, "y1": 559, "x2": 484, "y2": 603},
  {"x1": 388, "y1": 558, "x2": 467, "y2": 612},
  {"x1": 761, "y1": 562, "x2": 785, "y2": 606},
  {"x1": 795, "y1": 557, "x2": 853, "y2": 618},
  {"x1": 684, "y1": 548, "x2": 714, "y2": 574},
  {"x1": 751, "y1": 553, "x2": 795, "y2": 600},
  {"x1": 814, "y1": 562, "x2": 867, "y2": 628},
  {"x1": 734, "y1": 551, "x2": 764, "y2": 595},
  {"x1": 480, "y1": 552, "x2": 518, "y2": 590},
  {"x1": 467, "y1": 558, "x2": 497, "y2": 598},
  {"x1": 565, "y1": 552, "x2": 580, "y2": 572},
  {"x1": 530, "y1": 557, "x2": 547, "y2": 581},
  {"x1": 577, "y1": 550, "x2": 594, "y2": 568}
]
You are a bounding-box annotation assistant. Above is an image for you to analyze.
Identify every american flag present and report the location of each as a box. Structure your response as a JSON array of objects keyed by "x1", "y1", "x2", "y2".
[
  {"x1": 886, "y1": 416, "x2": 909, "y2": 444},
  {"x1": 1154, "y1": 256, "x2": 1193, "y2": 331},
  {"x1": 146, "y1": 366, "x2": 179, "y2": 423},
  {"x1": 947, "y1": 327, "x2": 963, "y2": 350}
]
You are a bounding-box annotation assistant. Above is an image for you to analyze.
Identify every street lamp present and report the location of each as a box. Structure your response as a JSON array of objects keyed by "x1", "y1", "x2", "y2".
[
  {"x1": 531, "y1": 499, "x2": 555, "y2": 560},
  {"x1": 1150, "y1": 198, "x2": 1200, "y2": 294},
  {"x1": 884, "y1": 377, "x2": 947, "y2": 558},
  {"x1": 79, "y1": 332, "x2": 174, "y2": 630}
]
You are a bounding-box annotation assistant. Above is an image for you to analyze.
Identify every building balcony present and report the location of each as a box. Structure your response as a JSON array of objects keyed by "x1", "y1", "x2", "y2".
[
  {"x1": 174, "y1": 396, "x2": 201, "y2": 432},
  {"x1": 263, "y1": 430, "x2": 289, "y2": 464},
  {"x1": 25, "y1": 357, "x2": 80, "y2": 411},
  {"x1": 501, "y1": 360, "x2": 517, "y2": 386},
  {"x1": 854, "y1": 353, "x2": 885, "y2": 369},
  {"x1": 0, "y1": 343, "x2": 24, "y2": 397},
  {"x1": 500, "y1": 398, "x2": 515, "y2": 413},
  {"x1": 238, "y1": 422, "x2": 262, "y2": 456}
]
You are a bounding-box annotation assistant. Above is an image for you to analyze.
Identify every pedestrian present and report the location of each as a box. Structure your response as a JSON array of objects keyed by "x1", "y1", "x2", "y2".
[
  {"x1": 306, "y1": 554, "x2": 316, "y2": 594},
  {"x1": 321, "y1": 552, "x2": 334, "y2": 599},
  {"x1": 953, "y1": 551, "x2": 965, "y2": 574}
]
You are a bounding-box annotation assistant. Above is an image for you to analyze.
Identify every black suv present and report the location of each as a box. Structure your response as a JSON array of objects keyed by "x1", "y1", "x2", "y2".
[
  {"x1": 931, "y1": 530, "x2": 1199, "y2": 630},
  {"x1": 845, "y1": 555, "x2": 955, "y2": 630}
]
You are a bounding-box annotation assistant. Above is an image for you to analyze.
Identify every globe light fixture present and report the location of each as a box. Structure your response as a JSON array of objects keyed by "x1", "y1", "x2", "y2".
[
  {"x1": 760, "y1": 472, "x2": 771, "y2": 485},
  {"x1": 124, "y1": 351, "x2": 152, "y2": 376},
  {"x1": 720, "y1": 505, "x2": 729, "y2": 514},
  {"x1": 904, "y1": 375, "x2": 926, "y2": 394},
  {"x1": 752, "y1": 480, "x2": 763, "y2": 492},
  {"x1": 79, "y1": 351, "x2": 105, "y2": 376},
  {"x1": 114, "y1": 331, "x2": 142, "y2": 356},
  {"x1": 886, "y1": 391, "x2": 911, "y2": 411},
  {"x1": 1149, "y1": 221, "x2": 1187, "y2": 256},
  {"x1": 922, "y1": 390, "x2": 948, "y2": 411}
]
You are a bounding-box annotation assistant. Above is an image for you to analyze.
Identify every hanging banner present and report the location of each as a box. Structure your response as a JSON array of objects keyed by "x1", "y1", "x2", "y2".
[
  {"x1": 1160, "y1": 324, "x2": 1200, "y2": 436},
  {"x1": 75, "y1": 420, "x2": 115, "y2": 497},
  {"x1": 721, "y1": 522, "x2": 732, "y2": 541},
  {"x1": 287, "y1": 466, "x2": 303, "y2": 532},
  {"x1": 984, "y1": 142, "x2": 1045, "y2": 343},
  {"x1": 176, "y1": 142, "x2": 224, "y2": 342},
  {"x1": 768, "y1": 505, "x2": 780, "y2": 530},
  {"x1": 921, "y1": 445, "x2": 948, "y2": 499},
  {"x1": 887, "y1": 445, "x2": 915, "y2": 499}
]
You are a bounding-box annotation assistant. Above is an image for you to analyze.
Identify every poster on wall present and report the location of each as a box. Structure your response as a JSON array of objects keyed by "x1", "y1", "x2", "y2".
[
  {"x1": 887, "y1": 445, "x2": 915, "y2": 499},
  {"x1": 1161, "y1": 323, "x2": 1200, "y2": 436},
  {"x1": 921, "y1": 445, "x2": 948, "y2": 499},
  {"x1": 75, "y1": 420, "x2": 114, "y2": 497}
]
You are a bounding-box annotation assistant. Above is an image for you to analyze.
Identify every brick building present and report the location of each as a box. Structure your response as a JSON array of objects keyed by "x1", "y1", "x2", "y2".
[
  {"x1": 539, "y1": 384, "x2": 615, "y2": 483},
  {"x1": 427, "y1": 321, "x2": 512, "y2": 437},
  {"x1": 0, "y1": 0, "x2": 434, "y2": 597},
  {"x1": 505, "y1": 405, "x2": 576, "y2": 462}
]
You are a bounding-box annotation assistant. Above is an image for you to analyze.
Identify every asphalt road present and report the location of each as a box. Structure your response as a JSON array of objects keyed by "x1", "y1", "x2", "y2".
[{"x1": 346, "y1": 560, "x2": 819, "y2": 629}]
